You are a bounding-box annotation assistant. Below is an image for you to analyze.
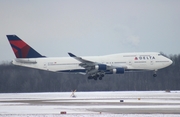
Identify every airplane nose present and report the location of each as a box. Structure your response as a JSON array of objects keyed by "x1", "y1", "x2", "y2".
[
  {"x1": 169, "y1": 59, "x2": 173, "y2": 65},
  {"x1": 165, "y1": 57, "x2": 173, "y2": 66}
]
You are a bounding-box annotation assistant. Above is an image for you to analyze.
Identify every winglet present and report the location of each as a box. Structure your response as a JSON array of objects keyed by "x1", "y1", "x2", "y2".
[{"x1": 68, "y1": 52, "x2": 77, "y2": 57}]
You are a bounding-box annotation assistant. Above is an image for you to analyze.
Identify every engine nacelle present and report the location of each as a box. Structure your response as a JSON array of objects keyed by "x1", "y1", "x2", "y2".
[
  {"x1": 112, "y1": 68, "x2": 124, "y2": 74},
  {"x1": 95, "y1": 64, "x2": 107, "y2": 70}
]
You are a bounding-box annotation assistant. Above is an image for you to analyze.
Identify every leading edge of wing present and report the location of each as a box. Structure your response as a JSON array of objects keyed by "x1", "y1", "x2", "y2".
[{"x1": 68, "y1": 52, "x2": 95, "y2": 65}]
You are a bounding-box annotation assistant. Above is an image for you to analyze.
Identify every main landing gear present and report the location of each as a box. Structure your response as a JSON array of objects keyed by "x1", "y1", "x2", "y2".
[{"x1": 88, "y1": 74, "x2": 104, "y2": 80}]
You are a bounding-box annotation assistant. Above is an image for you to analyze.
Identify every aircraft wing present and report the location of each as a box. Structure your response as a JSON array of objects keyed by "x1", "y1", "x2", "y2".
[
  {"x1": 68, "y1": 53, "x2": 125, "y2": 75},
  {"x1": 68, "y1": 53, "x2": 96, "y2": 66},
  {"x1": 68, "y1": 53, "x2": 98, "y2": 71}
]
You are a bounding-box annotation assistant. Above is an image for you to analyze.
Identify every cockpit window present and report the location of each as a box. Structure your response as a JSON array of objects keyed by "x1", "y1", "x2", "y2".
[{"x1": 158, "y1": 54, "x2": 162, "y2": 56}]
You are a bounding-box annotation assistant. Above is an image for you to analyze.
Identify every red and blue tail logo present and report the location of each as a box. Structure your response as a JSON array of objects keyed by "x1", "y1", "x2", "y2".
[{"x1": 6, "y1": 35, "x2": 45, "y2": 58}]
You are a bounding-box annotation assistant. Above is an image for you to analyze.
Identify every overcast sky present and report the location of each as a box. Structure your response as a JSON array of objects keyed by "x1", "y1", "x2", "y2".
[{"x1": 0, "y1": 0, "x2": 180, "y2": 62}]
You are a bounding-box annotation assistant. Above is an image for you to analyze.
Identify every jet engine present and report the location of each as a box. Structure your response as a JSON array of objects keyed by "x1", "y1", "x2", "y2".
[
  {"x1": 95, "y1": 64, "x2": 107, "y2": 70},
  {"x1": 112, "y1": 68, "x2": 124, "y2": 74}
]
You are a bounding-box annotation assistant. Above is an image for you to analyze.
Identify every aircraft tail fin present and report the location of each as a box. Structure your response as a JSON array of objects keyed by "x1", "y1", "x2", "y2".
[{"x1": 6, "y1": 35, "x2": 45, "y2": 58}]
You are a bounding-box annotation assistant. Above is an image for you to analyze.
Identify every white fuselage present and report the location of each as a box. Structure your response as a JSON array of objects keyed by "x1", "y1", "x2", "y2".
[{"x1": 12, "y1": 52, "x2": 172, "y2": 74}]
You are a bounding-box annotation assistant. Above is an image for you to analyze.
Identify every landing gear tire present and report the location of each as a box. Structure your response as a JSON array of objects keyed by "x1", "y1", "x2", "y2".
[
  {"x1": 153, "y1": 70, "x2": 157, "y2": 77},
  {"x1": 153, "y1": 74, "x2": 157, "y2": 77},
  {"x1": 100, "y1": 74, "x2": 104, "y2": 77},
  {"x1": 88, "y1": 74, "x2": 104, "y2": 80},
  {"x1": 99, "y1": 74, "x2": 104, "y2": 80}
]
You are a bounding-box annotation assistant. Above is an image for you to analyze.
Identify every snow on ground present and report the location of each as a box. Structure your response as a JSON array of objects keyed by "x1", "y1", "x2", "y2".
[
  {"x1": 0, "y1": 91, "x2": 180, "y2": 116},
  {"x1": 0, "y1": 114, "x2": 180, "y2": 117}
]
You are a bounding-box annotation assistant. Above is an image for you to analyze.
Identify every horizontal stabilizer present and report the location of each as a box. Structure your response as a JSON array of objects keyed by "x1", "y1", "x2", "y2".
[{"x1": 15, "y1": 59, "x2": 37, "y2": 64}]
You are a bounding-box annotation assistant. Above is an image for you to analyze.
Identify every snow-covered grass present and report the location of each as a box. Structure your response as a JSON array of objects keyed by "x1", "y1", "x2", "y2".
[
  {"x1": 0, "y1": 91, "x2": 180, "y2": 116},
  {"x1": 0, "y1": 114, "x2": 180, "y2": 117}
]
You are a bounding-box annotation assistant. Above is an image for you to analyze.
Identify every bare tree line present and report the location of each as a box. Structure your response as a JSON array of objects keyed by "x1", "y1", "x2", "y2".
[{"x1": 0, "y1": 54, "x2": 179, "y2": 93}]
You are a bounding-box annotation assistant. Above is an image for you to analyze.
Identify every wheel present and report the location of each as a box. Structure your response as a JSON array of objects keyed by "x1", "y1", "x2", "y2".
[
  {"x1": 100, "y1": 74, "x2": 104, "y2": 77},
  {"x1": 153, "y1": 70, "x2": 157, "y2": 77},
  {"x1": 153, "y1": 74, "x2": 157, "y2": 77},
  {"x1": 99, "y1": 77, "x2": 102, "y2": 80}
]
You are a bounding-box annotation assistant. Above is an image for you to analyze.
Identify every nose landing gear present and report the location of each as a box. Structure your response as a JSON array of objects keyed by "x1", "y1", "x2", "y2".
[
  {"x1": 153, "y1": 70, "x2": 157, "y2": 77},
  {"x1": 153, "y1": 74, "x2": 157, "y2": 77}
]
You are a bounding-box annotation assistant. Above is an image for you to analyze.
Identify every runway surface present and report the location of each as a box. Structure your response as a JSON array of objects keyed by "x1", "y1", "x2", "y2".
[{"x1": 0, "y1": 91, "x2": 180, "y2": 117}]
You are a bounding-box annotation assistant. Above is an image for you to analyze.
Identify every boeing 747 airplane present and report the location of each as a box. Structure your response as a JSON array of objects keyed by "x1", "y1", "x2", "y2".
[{"x1": 6, "y1": 35, "x2": 173, "y2": 80}]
